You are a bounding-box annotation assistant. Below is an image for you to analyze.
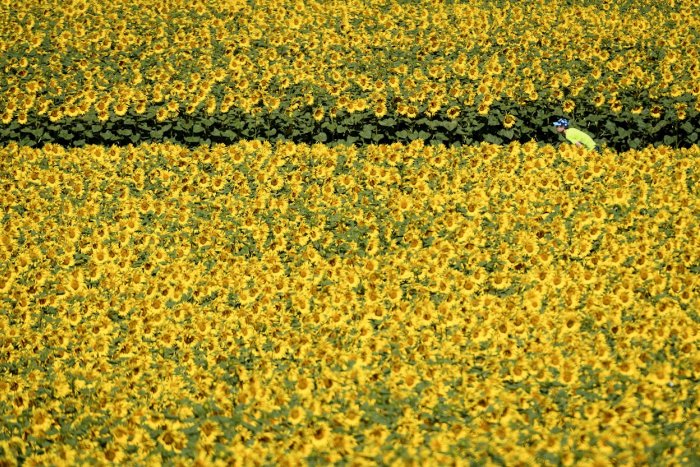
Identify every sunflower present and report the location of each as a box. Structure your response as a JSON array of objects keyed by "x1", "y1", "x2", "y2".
[
  {"x1": 406, "y1": 105, "x2": 418, "y2": 118},
  {"x1": 489, "y1": 272, "x2": 512, "y2": 291},
  {"x1": 364, "y1": 424, "x2": 390, "y2": 447},
  {"x1": 94, "y1": 99, "x2": 110, "y2": 113},
  {"x1": 34, "y1": 97, "x2": 50, "y2": 115},
  {"x1": 13, "y1": 109, "x2": 29, "y2": 125},
  {"x1": 562, "y1": 99, "x2": 575, "y2": 113},
  {"x1": 579, "y1": 267, "x2": 598, "y2": 286},
  {"x1": 197, "y1": 420, "x2": 222, "y2": 445},
  {"x1": 48, "y1": 108, "x2": 63, "y2": 122},
  {"x1": 30, "y1": 408, "x2": 55, "y2": 435},
  {"x1": 156, "y1": 108, "x2": 169, "y2": 122},
  {"x1": 310, "y1": 422, "x2": 331, "y2": 449},
  {"x1": 1, "y1": 275, "x2": 16, "y2": 301},
  {"x1": 0, "y1": 109, "x2": 13, "y2": 124},
  {"x1": 158, "y1": 426, "x2": 188, "y2": 453},
  {"x1": 205, "y1": 96, "x2": 217, "y2": 115},
  {"x1": 426, "y1": 99, "x2": 441, "y2": 116},
  {"x1": 373, "y1": 102, "x2": 387, "y2": 118},
  {"x1": 210, "y1": 174, "x2": 226, "y2": 192},
  {"x1": 267, "y1": 175, "x2": 284, "y2": 192},
  {"x1": 97, "y1": 110, "x2": 110, "y2": 122},
  {"x1": 503, "y1": 114, "x2": 516, "y2": 128},
  {"x1": 442, "y1": 106, "x2": 460, "y2": 120},
  {"x1": 166, "y1": 100, "x2": 180, "y2": 114},
  {"x1": 506, "y1": 363, "x2": 529, "y2": 382},
  {"x1": 352, "y1": 98, "x2": 368, "y2": 112},
  {"x1": 113, "y1": 102, "x2": 128, "y2": 116},
  {"x1": 102, "y1": 444, "x2": 125, "y2": 464},
  {"x1": 561, "y1": 311, "x2": 581, "y2": 334},
  {"x1": 647, "y1": 362, "x2": 672, "y2": 386},
  {"x1": 78, "y1": 100, "x2": 91, "y2": 114},
  {"x1": 610, "y1": 100, "x2": 623, "y2": 114},
  {"x1": 287, "y1": 405, "x2": 305, "y2": 425},
  {"x1": 593, "y1": 93, "x2": 605, "y2": 107}
]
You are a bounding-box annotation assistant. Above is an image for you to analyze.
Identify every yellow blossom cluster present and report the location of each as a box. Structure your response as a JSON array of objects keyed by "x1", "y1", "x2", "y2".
[
  {"x1": 0, "y1": 140, "x2": 698, "y2": 464},
  {"x1": 0, "y1": 0, "x2": 699, "y2": 124}
]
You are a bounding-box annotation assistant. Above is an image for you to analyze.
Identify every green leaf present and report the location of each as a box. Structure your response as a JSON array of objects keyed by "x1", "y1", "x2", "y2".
[
  {"x1": 484, "y1": 134, "x2": 503, "y2": 144},
  {"x1": 431, "y1": 132, "x2": 447, "y2": 143},
  {"x1": 58, "y1": 130, "x2": 74, "y2": 140},
  {"x1": 360, "y1": 124, "x2": 375, "y2": 139},
  {"x1": 681, "y1": 121, "x2": 694, "y2": 133},
  {"x1": 498, "y1": 128, "x2": 514, "y2": 139},
  {"x1": 442, "y1": 120, "x2": 458, "y2": 131},
  {"x1": 617, "y1": 127, "x2": 631, "y2": 138},
  {"x1": 176, "y1": 120, "x2": 193, "y2": 132}
]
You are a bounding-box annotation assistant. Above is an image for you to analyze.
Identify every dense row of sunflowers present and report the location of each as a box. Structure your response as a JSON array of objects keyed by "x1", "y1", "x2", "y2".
[
  {"x1": 1, "y1": 0, "x2": 699, "y2": 125},
  {"x1": 1, "y1": 140, "x2": 698, "y2": 464}
]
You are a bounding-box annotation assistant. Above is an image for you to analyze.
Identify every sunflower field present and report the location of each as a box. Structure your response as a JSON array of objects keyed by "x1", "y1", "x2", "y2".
[
  {"x1": 1, "y1": 0, "x2": 699, "y2": 149},
  {"x1": 1, "y1": 0, "x2": 700, "y2": 466},
  {"x1": 1, "y1": 140, "x2": 699, "y2": 464}
]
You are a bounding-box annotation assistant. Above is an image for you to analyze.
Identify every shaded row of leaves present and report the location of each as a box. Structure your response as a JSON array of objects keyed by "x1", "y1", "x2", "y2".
[{"x1": 1, "y1": 93, "x2": 698, "y2": 150}]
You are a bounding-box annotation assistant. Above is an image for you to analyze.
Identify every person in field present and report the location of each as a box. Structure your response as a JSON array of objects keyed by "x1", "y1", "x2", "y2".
[{"x1": 553, "y1": 118, "x2": 601, "y2": 153}]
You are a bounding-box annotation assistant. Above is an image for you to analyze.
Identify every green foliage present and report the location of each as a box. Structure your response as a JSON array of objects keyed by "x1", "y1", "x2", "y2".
[{"x1": 1, "y1": 91, "x2": 698, "y2": 149}]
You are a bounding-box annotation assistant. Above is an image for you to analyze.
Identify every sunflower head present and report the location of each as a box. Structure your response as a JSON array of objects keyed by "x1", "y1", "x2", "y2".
[{"x1": 503, "y1": 114, "x2": 516, "y2": 128}]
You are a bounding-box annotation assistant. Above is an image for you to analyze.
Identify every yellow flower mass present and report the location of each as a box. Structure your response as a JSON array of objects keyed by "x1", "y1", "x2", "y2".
[
  {"x1": 0, "y1": 0, "x2": 698, "y2": 128},
  {"x1": 1, "y1": 0, "x2": 700, "y2": 464},
  {"x1": 0, "y1": 140, "x2": 698, "y2": 464}
]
